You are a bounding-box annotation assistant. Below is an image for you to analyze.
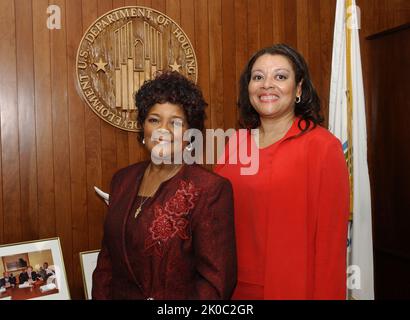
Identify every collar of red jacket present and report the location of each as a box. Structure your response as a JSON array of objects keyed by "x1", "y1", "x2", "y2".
[{"x1": 259, "y1": 117, "x2": 312, "y2": 143}]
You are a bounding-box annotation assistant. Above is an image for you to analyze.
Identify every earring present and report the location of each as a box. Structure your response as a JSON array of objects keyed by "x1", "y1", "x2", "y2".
[
  {"x1": 142, "y1": 138, "x2": 145, "y2": 144},
  {"x1": 295, "y1": 96, "x2": 301, "y2": 104}
]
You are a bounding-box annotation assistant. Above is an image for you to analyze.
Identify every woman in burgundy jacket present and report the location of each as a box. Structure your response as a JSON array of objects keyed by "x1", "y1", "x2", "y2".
[{"x1": 92, "y1": 71, "x2": 237, "y2": 300}]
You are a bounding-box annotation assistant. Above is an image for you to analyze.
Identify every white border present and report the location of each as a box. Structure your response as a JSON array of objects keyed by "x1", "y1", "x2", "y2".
[{"x1": 79, "y1": 249, "x2": 100, "y2": 300}]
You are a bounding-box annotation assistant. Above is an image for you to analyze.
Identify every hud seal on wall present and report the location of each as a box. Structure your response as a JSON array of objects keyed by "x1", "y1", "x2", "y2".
[{"x1": 76, "y1": 6, "x2": 198, "y2": 132}]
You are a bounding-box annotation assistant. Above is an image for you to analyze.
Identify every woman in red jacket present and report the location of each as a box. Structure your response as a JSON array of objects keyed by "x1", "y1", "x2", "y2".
[
  {"x1": 92, "y1": 71, "x2": 237, "y2": 300},
  {"x1": 215, "y1": 44, "x2": 350, "y2": 299}
]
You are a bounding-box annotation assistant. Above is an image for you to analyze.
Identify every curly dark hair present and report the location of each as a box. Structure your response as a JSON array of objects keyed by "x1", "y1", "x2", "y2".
[
  {"x1": 135, "y1": 71, "x2": 207, "y2": 142},
  {"x1": 238, "y1": 43, "x2": 323, "y2": 132}
]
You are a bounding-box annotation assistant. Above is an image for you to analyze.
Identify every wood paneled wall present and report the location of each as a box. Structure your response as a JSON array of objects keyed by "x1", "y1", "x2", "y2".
[
  {"x1": 358, "y1": 0, "x2": 410, "y2": 36},
  {"x1": 1, "y1": 0, "x2": 407, "y2": 299},
  {"x1": 356, "y1": 0, "x2": 410, "y2": 299},
  {"x1": 357, "y1": 0, "x2": 410, "y2": 143}
]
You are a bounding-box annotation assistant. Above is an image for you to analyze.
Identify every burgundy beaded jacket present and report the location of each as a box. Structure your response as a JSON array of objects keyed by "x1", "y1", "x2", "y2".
[{"x1": 92, "y1": 161, "x2": 237, "y2": 300}]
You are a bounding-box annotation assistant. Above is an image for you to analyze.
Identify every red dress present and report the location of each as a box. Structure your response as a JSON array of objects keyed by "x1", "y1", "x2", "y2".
[{"x1": 215, "y1": 120, "x2": 350, "y2": 299}]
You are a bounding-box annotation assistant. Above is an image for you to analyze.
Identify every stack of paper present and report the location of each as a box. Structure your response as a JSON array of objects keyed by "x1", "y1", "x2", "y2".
[
  {"x1": 39, "y1": 283, "x2": 57, "y2": 293},
  {"x1": 18, "y1": 282, "x2": 31, "y2": 289}
]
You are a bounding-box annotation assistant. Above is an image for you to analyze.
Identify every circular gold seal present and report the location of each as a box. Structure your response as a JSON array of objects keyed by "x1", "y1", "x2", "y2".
[{"x1": 76, "y1": 6, "x2": 198, "y2": 132}]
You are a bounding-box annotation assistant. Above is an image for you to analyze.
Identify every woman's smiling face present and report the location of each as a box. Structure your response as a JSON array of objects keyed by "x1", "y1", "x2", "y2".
[
  {"x1": 248, "y1": 53, "x2": 302, "y2": 120},
  {"x1": 143, "y1": 102, "x2": 188, "y2": 160}
]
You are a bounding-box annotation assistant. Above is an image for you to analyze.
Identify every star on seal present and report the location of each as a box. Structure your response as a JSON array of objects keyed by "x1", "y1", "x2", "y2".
[
  {"x1": 94, "y1": 58, "x2": 108, "y2": 73},
  {"x1": 169, "y1": 60, "x2": 181, "y2": 72}
]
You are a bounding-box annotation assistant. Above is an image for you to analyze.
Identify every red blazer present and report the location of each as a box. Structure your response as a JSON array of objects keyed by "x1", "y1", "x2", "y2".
[
  {"x1": 215, "y1": 120, "x2": 350, "y2": 299},
  {"x1": 92, "y1": 162, "x2": 237, "y2": 300}
]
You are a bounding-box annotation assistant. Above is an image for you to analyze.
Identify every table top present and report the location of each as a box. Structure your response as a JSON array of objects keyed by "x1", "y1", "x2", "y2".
[{"x1": 0, "y1": 280, "x2": 59, "y2": 300}]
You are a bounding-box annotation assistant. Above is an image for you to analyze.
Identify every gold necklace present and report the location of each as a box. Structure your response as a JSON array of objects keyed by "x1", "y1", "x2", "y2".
[
  {"x1": 134, "y1": 196, "x2": 151, "y2": 218},
  {"x1": 134, "y1": 164, "x2": 182, "y2": 218}
]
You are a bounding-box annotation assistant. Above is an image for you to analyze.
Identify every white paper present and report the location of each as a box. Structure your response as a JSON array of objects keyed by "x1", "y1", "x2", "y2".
[
  {"x1": 18, "y1": 282, "x2": 31, "y2": 289},
  {"x1": 39, "y1": 283, "x2": 57, "y2": 293},
  {"x1": 94, "y1": 186, "x2": 109, "y2": 205}
]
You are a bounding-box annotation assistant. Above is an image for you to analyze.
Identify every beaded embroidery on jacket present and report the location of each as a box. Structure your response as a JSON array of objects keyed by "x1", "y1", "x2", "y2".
[{"x1": 144, "y1": 180, "x2": 201, "y2": 256}]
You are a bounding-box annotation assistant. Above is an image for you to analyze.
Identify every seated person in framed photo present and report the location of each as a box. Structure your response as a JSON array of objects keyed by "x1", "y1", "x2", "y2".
[
  {"x1": 38, "y1": 262, "x2": 55, "y2": 281},
  {"x1": 19, "y1": 266, "x2": 40, "y2": 284},
  {"x1": 0, "y1": 271, "x2": 16, "y2": 288}
]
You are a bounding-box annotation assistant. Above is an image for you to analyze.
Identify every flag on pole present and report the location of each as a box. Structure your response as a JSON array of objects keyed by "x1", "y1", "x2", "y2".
[{"x1": 329, "y1": 0, "x2": 374, "y2": 300}]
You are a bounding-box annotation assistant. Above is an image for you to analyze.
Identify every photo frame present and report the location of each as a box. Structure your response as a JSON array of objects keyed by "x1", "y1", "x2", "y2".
[
  {"x1": 79, "y1": 249, "x2": 100, "y2": 300},
  {"x1": 0, "y1": 237, "x2": 70, "y2": 300}
]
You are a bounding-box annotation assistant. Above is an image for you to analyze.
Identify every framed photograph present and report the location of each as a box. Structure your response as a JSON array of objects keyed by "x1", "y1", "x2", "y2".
[
  {"x1": 79, "y1": 249, "x2": 100, "y2": 300},
  {"x1": 0, "y1": 237, "x2": 70, "y2": 300}
]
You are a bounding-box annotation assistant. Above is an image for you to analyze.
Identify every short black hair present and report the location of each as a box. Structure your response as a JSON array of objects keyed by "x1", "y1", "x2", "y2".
[
  {"x1": 135, "y1": 71, "x2": 207, "y2": 142},
  {"x1": 238, "y1": 43, "x2": 323, "y2": 132}
]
